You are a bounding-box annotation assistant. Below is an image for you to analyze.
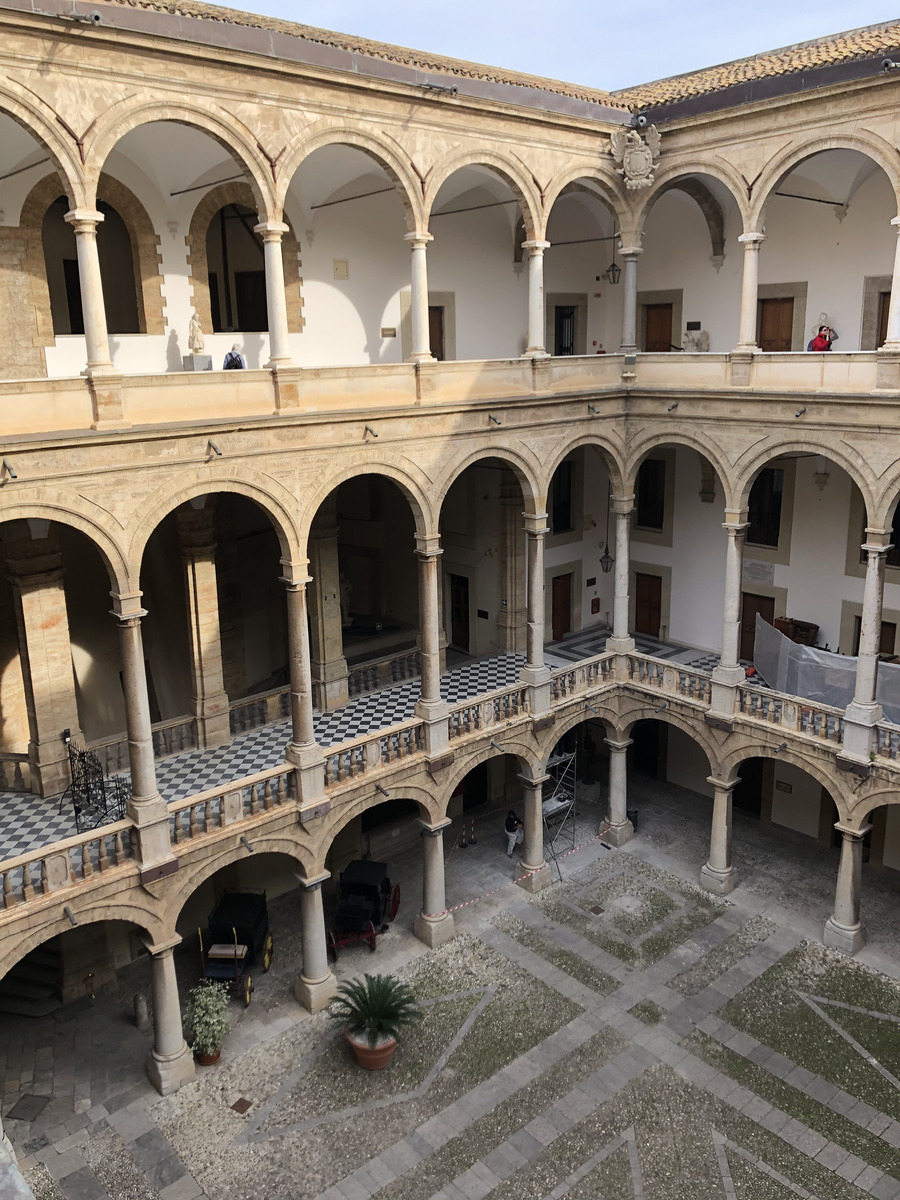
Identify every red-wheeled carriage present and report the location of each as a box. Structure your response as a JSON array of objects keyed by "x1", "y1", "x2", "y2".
[{"x1": 327, "y1": 860, "x2": 400, "y2": 960}]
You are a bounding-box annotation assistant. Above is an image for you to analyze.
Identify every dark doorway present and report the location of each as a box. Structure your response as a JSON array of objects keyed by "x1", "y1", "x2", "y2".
[
  {"x1": 758, "y1": 298, "x2": 794, "y2": 351},
  {"x1": 449, "y1": 573, "x2": 470, "y2": 652},
  {"x1": 551, "y1": 573, "x2": 573, "y2": 641},
  {"x1": 644, "y1": 303, "x2": 673, "y2": 352},
  {"x1": 554, "y1": 305, "x2": 576, "y2": 356},
  {"x1": 634, "y1": 572, "x2": 662, "y2": 638},
  {"x1": 235, "y1": 270, "x2": 267, "y2": 332},
  {"x1": 206, "y1": 204, "x2": 266, "y2": 332},
  {"x1": 631, "y1": 720, "x2": 665, "y2": 778},
  {"x1": 740, "y1": 592, "x2": 775, "y2": 661},
  {"x1": 429, "y1": 306, "x2": 445, "y2": 360},
  {"x1": 878, "y1": 290, "x2": 891, "y2": 349},
  {"x1": 733, "y1": 756, "x2": 763, "y2": 818},
  {"x1": 62, "y1": 259, "x2": 84, "y2": 335}
]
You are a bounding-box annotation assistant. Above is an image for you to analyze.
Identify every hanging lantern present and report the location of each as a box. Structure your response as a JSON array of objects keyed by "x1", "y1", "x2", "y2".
[
  {"x1": 600, "y1": 543, "x2": 614, "y2": 574},
  {"x1": 604, "y1": 260, "x2": 621, "y2": 285}
]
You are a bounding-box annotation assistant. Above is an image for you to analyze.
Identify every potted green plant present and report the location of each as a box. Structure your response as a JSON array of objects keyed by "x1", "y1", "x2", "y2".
[
  {"x1": 184, "y1": 980, "x2": 230, "y2": 1065},
  {"x1": 330, "y1": 972, "x2": 421, "y2": 1070}
]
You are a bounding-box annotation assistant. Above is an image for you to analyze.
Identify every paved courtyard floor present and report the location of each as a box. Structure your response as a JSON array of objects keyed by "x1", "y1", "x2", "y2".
[{"x1": 4, "y1": 783, "x2": 900, "y2": 1200}]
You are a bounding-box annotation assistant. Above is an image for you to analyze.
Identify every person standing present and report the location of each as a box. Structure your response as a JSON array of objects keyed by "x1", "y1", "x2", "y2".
[
  {"x1": 505, "y1": 810, "x2": 524, "y2": 857},
  {"x1": 809, "y1": 325, "x2": 835, "y2": 351},
  {"x1": 223, "y1": 343, "x2": 246, "y2": 369}
]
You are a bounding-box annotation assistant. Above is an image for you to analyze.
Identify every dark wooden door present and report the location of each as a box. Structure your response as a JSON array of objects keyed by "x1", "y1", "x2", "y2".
[
  {"x1": 551, "y1": 573, "x2": 572, "y2": 642},
  {"x1": 644, "y1": 303, "x2": 673, "y2": 352},
  {"x1": 428, "y1": 305, "x2": 445, "y2": 360},
  {"x1": 740, "y1": 592, "x2": 775, "y2": 661},
  {"x1": 634, "y1": 573, "x2": 662, "y2": 638},
  {"x1": 449, "y1": 574, "x2": 469, "y2": 651},
  {"x1": 554, "y1": 306, "x2": 576, "y2": 355},
  {"x1": 758, "y1": 298, "x2": 793, "y2": 351},
  {"x1": 878, "y1": 291, "x2": 891, "y2": 348}
]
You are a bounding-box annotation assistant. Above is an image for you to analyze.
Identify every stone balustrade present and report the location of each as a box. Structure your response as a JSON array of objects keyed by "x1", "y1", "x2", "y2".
[
  {"x1": 1, "y1": 820, "x2": 134, "y2": 909},
  {"x1": 322, "y1": 720, "x2": 425, "y2": 788},
  {"x1": 626, "y1": 654, "x2": 712, "y2": 704},
  {"x1": 738, "y1": 686, "x2": 844, "y2": 744},
  {"x1": 168, "y1": 765, "x2": 295, "y2": 844},
  {"x1": 447, "y1": 684, "x2": 529, "y2": 740}
]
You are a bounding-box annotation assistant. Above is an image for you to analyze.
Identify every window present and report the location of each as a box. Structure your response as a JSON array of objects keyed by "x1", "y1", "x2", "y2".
[
  {"x1": 551, "y1": 461, "x2": 574, "y2": 534},
  {"x1": 748, "y1": 468, "x2": 784, "y2": 547},
  {"x1": 852, "y1": 617, "x2": 896, "y2": 657},
  {"x1": 636, "y1": 459, "x2": 666, "y2": 531}
]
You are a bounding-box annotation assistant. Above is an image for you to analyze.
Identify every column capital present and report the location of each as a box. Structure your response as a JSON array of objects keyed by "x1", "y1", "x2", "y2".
[
  {"x1": 64, "y1": 208, "x2": 105, "y2": 231},
  {"x1": 738, "y1": 231, "x2": 766, "y2": 245},
  {"x1": 141, "y1": 934, "x2": 182, "y2": 957},
  {"x1": 415, "y1": 533, "x2": 443, "y2": 558},
  {"x1": 109, "y1": 590, "x2": 147, "y2": 622},
  {"x1": 297, "y1": 870, "x2": 331, "y2": 890},
  {"x1": 706, "y1": 775, "x2": 740, "y2": 793},
  {"x1": 518, "y1": 772, "x2": 549, "y2": 789},
  {"x1": 605, "y1": 737, "x2": 632, "y2": 752},
  {"x1": 891, "y1": 216, "x2": 900, "y2": 230},
  {"x1": 417, "y1": 818, "x2": 451, "y2": 836},
  {"x1": 618, "y1": 244, "x2": 643, "y2": 259},
  {"x1": 722, "y1": 519, "x2": 750, "y2": 536},
  {"x1": 834, "y1": 822, "x2": 872, "y2": 840},
  {"x1": 611, "y1": 495, "x2": 634, "y2": 516},
  {"x1": 521, "y1": 239, "x2": 550, "y2": 252},
  {"x1": 861, "y1": 528, "x2": 893, "y2": 554},
  {"x1": 523, "y1": 511, "x2": 549, "y2": 536},
  {"x1": 404, "y1": 231, "x2": 434, "y2": 247},
  {"x1": 253, "y1": 220, "x2": 290, "y2": 240},
  {"x1": 279, "y1": 557, "x2": 311, "y2": 587}
]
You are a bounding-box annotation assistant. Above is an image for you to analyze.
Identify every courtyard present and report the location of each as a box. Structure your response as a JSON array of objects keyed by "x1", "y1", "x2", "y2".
[{"x1": 3, "y1": 777, "x2": 900, "y2": 1200}]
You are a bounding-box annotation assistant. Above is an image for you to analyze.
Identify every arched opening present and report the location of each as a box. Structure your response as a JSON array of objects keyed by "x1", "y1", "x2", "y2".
[
  {"x1": 205, "y1": 202, "x2": 265, "y2": 332},
  {"x1": 544, "y1": 180, "x2": 619, "y2": 356},
  {"x1": 428, "y1": 166, "x2": 528, "y2": 359},
  {"x1": 284, "y1": 144, "x2": 411, "y2": 367}
]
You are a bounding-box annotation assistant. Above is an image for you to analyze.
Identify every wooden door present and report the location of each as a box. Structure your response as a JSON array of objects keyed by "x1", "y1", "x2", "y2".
[
  {"x1": 758, "y1": 298, "x2": 793, "y2": 351},
  {"x1": 428, "y1": 305, "x2": 445, "y2": 360},
  {"x1": 644, "y1": 303, "x2": 673, "y2": 352},
  {"x1": 554, "y1": 306, "x2": 576, "y2": 356},
  {"x1": 634, "y1": 572, "x2": 662, "y2": 638},
  {"x1": 449, "y1": 573, "x2": 469, "y2": 652},
  {"x1": 878, "y1": 290, "x2": 891, "y2": 348},
  {"x1": 740, "y1": 592, "x2": 775, "y2": 661},
  {"x1": 551, "y1": 573, "x2": 572, "y2": 642}
]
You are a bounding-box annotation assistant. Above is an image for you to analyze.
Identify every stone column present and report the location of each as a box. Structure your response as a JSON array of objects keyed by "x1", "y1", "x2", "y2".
[
  {"x1": 618, "y1": 245, "x2": 642, "y2": 353},
  {"x1": 709, "y1": 513, "x2": 749, "y2": 718},
  {"x1": 842, "y1": 529, "x2": 891, "y2": 764},
  {"x1": 254, "y1": 220, "x2": 294, "y2": 368},
  {"x1": 294, "y1": 872, "x2": 338, "y2": 1011},
  {"x1": 522, "y1": 239, "x2": 550, "y2": 357},
  {"x1": 64, "y1": 209, "x2": 113, "y2": 372},
  {"x1": 110, "y1": 592, "x2": 174, "y2": 874},
  {"x1": 735, "y1": 233, "x2": 766, "y2": 350},
  {"x1": 823, "y1": 824, "x2": 871, "y2": 955},
  {"x1": 604, "y1": 737, "x2": 634, "y2": 845},
  {"x1": 144, "y1": 939, "x2": 195, "y2": 1095},
  {"x1": 700, "y1": 776, "x2": 739, "y2": 894},
  {"x1": 307, "y1": 516, "x2": 349, "y2": 711},
  {"x1": 4, "y1": 522, "x2": 83, "y2": 797},
  {"x1": 281, "y1": 565, "x2": 324, "y2": 807},
  {"x1": 516, "y1": 773, "x2": 551, "y2": 892},
  {"x1": 521, "y1": 513, "x2": 551, "y2": 709},
  {"x1": 606, "y1": 496, "x2": 635, "y2": 653},
  {"x1": 414, "y1": 820, "x2": 456, "y2": 947},
  {"x1": 405, "y1": 232, "x2": 434, "y2": 362},
  {"x1": 498, "y1": 470, "x2": 527, "y2": 652},
  {"x1": 176, "y1": 504, "x2": 230, "y2": 749},
  {"x1": 415, "y1": 535, "x2": 449, "y2": 755}
]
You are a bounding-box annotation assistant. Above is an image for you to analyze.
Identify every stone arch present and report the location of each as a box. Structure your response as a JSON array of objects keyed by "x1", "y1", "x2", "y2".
[
  {"x1": 299, "y1": 460, "x2": 433, "y2": 549},
  {"x1": 83, "y1": 101, "x2": 276, "y2": 220},
  {"x1": 719, "y1": 744, "x2": 849, "y2": 822},
  {"x1": 0, "y1": 493, "x2": 130, "y2": 592},
  {"x1": 653, "y1": 179, "x2": 726, "y2": 260},
  {"x1": 278, "y1": 125, "x2": 424, "y2": 233},
  {"x1": 437, "y1": 740, "x2": 541, "y2": 816},
  {"x1": 313, "y1": 786, "x2": 439, "y2": 868},
  {"x1": 186, "y1": 181, "x2": 303, "y2": 338},
  {"x1": 619, "y1": 701, "x2": 722, "y2": 776},
  {"x1": 750, "y1": 133, "x2": 900, "y2": 229},
  {"x1": 423, "y1": 149, "x2": 542, "y2": 241},
  {"x1": 542, "y1": 166, "x2": 628, "y2": 238},
  {"x1": 625, "y1": 429, "x2": 734, "y2": 507},
  {"x1": 846, "y1": 789, "x2": 900, "y2": 831},
  {"x1": 734, "y1": 439, "x2": 875, "y2": 516},
  {"x1": 535, "y1": 704, "x2": 617, "y2": 764},
  {"x1": 433, "y1": 445, "x2": 543, "y2": 520},
  {"x1": 634, "y1": 159, "x2": 750, "y2": 237},
  {"x1": 869, "y1": 467, "x2": 900, "y2": 529},
  {"x1": 165, "y1": 841, "x2": 314, "y2": 927},
  {"x1": 543, "y1": 435, "x2": 627, "y2": 502},
  {"x1": 128, "y1": 475, "x2": 303, "y2": 578},
  {"x1": 0, "y1": 904, "x2": 160, "y2": 984},
  {"x1": 0, "y1": 82, "x2": 85, "y2": 209}
]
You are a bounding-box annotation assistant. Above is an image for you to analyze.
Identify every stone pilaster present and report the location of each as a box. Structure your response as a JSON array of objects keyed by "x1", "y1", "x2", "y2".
[
  {"x1": 177, "y1": 503, "x2": 230, "y2": 749},
  {"x1": 520, "y1": 512, "x2": 551, "y2": 711},
  {"x1": 308, "y1": 513, "x2": 349, "y2": 711},
  {"x1": 700, "y1": 776, "x2": 739, "y2": 894},
  {"x1": 498, "y1": 470, "x2": 527, "y2": 653}
]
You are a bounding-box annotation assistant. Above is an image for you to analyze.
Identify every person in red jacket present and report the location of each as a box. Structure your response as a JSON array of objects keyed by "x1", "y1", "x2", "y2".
[{"x1": 810, "y1": 325, "x2": 834, "y2": 351}]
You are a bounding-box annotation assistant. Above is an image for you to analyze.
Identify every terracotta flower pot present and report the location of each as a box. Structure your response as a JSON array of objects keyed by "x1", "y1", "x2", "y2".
[
  {"x1": 195, "y1": 1048, "x2": 221, "y2": 1065},
  {"x1": 346, "y1": 1032, "x2": 397, "y2": 1070}
]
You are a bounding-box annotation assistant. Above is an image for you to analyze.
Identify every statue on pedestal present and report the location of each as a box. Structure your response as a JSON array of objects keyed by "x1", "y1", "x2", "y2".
[{"x1": 188, "y1": 312, "x2": 205, "y2": 355}]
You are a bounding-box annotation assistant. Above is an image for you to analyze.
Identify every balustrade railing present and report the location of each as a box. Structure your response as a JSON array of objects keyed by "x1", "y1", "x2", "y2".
[
  {"x1": 1, "y1": 821, "x2": 134, "y2": 909},
  {"x1": 875, "y1": 721, "x2": 900, "y2": 760},
  {"x1": 0, "y1": 753, "x2": 29, "y2": 793},
  {"x1": 448, "y1": 684, "x2": 529, "y2": 740},
  {"x1": 550, "y1": 653, "x2": 614, "y2": 701},
  {"x1": 626, "y1": 655, "x2": 712, "y2": 703},
  {"x1": 323, "y1": 720, "x2": 424, "y2": 787},
  {"x1": 90, "y1": 717, "x2": 197, "y2": 775},
  {"x1": 738, "y1": 687, "x2": 844, "y2": 743},
  {"x1": 168, "y1": 765, "x2": 295, "y2": 844},
  {"x1": 348, "y1": 650, "x2": 420, "y2": 698},
  {"x1": 229, "y1": 688, "x2": 290, "y2": 736}
]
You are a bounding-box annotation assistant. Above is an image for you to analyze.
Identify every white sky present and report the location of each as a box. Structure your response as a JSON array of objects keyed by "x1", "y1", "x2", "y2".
[{"x1": 209, "y1": 1, "x2": 900, "y2": 91}]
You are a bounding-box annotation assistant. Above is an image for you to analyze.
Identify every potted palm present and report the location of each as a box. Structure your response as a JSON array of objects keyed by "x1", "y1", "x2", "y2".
[
  {"x1": 184, "y1": 980, "x2": 230, "y2": 1065},
  {"x1": 330, "y1": 972, "x2": 421, "y2": 1069}
]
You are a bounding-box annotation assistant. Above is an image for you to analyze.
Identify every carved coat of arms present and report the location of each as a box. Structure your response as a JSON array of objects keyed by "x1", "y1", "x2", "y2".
[{"x1": 609, "y1": 126, "x2": 661, "y2": 189}]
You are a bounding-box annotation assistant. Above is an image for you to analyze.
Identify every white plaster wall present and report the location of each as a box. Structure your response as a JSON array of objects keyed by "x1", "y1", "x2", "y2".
[
  {"x1": 665, "y1": 725, "x2": 714, "y2": 797},
  {"x1": 769, "y1": 762, "x2": 823, "y2": 837},
  {"x1": 544, "y1": 451, "x2": 615, "y2": 635}
]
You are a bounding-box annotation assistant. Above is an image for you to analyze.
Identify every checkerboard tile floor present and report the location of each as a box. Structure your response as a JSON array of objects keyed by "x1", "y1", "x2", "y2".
[{"x1": 0, "y1": 653, "x2": 526, "y2": 859}]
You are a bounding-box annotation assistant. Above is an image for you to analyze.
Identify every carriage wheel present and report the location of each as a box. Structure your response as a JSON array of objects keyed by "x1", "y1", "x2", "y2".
[
  {"x1": 390, "y1": 884, "x2": 400, "y2": 921},
  {"x1": 263, "y1": 932, "x2": 274, "y2": 972},
  {"x1": 327, "y1": 930, "x2": 339, "y2": 963},
  {"x1": 243, "y1": 975, "x2": 253, "y2": 1007},
  {"x1": 366, "y1": 921, "x2": 378, "y2": 952}
]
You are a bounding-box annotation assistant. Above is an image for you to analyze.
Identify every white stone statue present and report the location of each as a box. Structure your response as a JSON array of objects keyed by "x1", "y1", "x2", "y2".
[
  {"x1": 609, "y1": 126, "x2": 661, "y2": 190},
  {"x1": 683, "y1": 328, "x2": 710, "y2": 353},
  {"x1": 188, "y1": 312, "x2": 205, "y2": 354}
]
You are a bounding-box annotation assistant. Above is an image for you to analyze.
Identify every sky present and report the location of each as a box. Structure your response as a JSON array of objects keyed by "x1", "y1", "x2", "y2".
[{"x1": 208, "y1": 0, "x2": 900, "y2": 91}]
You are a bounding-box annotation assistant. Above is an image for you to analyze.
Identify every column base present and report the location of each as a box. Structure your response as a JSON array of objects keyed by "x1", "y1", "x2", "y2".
[
  {"x1": 515, "y1": 860, "x2": 551, "y2": 893},
  {"x1": 840, "y1": 703, "x2": 881, "y2": 764},
  {"x1": 293, "y1": 970, "x2": 338, "y2": 1013},
  {"x1": 605, "y1": 635, "x2": 635, "y2": 655},
  {"x1": 414, "y1": 910, "x2": 455, "y2": 948},
  {"x1": 195, "y1": 709, "x2": 231, "y2": 750},
  {"x1": 129, "y1": 804, "x2": 177, "y2": 873},
  {"x1": 823, "y1": 916, "x2": 866, "y2": 956},
  {"x1": 311, "y1": 674, "x2": 349, "y2": 712},
  {"x1": 603, "y1": 819, "x2": 634, "y2": 847},
  {"x1": 700, "y1": 862, "x2": 737, "y2": 895},
  {"x1": 521, "y1": 348, "x2": 550, "y2": 359},
  {"x1": 145, "y1": 1042, "x2": 195, "y2": 1096},
  {"x1": 408, "y1": 351, "x2": 435, "y2": 363}
]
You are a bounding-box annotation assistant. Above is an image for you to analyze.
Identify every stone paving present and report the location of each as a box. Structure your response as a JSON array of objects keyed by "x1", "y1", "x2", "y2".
[{"x1": 3, "y1": 792, "x2": 900, "y2": 1200}]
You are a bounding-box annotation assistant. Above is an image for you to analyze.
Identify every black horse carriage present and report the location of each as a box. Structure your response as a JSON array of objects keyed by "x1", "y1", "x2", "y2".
[
  {"x1": 198, "y1": 889, "x2": 274, "y2": 1006},
  {"x1": 327, "y1": 860, "x2": 400, "y2": 960}
]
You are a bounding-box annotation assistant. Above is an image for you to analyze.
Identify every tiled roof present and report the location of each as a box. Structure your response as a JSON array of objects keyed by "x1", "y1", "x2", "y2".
[
  {"x1": 612, "y1": 20, "x2": 900, "y2": 110},
  {"x1": 98, "y1": 0, "x2": 629, "y2": 109}
]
